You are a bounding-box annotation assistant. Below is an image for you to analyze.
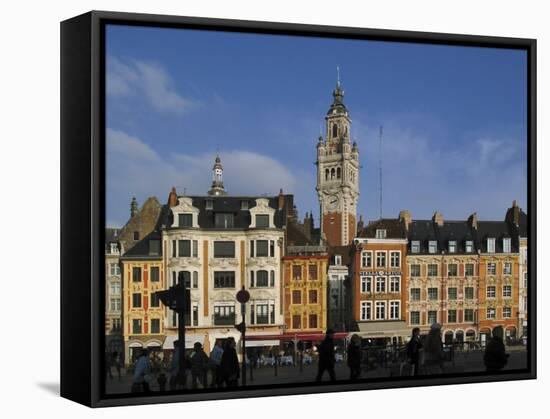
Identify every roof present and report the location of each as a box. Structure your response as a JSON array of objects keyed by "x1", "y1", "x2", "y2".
[
  {"x1": 105, "y1": 227, "x2": 121, "y2": 252},
  {"x1": 328, "y1": 245, "x2": 353, "y2": 266},
  {"x1": 358, "y1": 218, "x2": 406, "y2": 239}
]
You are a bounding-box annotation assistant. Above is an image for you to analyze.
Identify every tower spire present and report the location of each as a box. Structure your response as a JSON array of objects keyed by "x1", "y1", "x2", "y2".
[
  {"x1": 208, "y1": 154, "x2": 228, "y2": 196},
  {"x1": 337, "y1": 65, "x2": 340, "y2": 88}
]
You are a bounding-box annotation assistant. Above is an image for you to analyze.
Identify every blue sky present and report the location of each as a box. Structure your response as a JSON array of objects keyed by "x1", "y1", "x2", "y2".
[{"x1": 106, "y1": 24, "x2": 527, "y2": 228}]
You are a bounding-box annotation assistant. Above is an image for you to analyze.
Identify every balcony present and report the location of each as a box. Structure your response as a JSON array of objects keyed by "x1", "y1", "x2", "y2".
[{"x1": 213, "y1": 313, "x2": 236, "y2": 326}]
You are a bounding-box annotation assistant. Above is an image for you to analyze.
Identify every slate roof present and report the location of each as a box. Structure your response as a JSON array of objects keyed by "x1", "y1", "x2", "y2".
[
  {"x1": 105, "y1": 227, "x2": 121, "y2": 253},
  {"x1": 328, "y1": 245, "x2": 353, "y2": 266},
  {"x1": 358, "y1": 218, "x2": 407, "y2": 239}
]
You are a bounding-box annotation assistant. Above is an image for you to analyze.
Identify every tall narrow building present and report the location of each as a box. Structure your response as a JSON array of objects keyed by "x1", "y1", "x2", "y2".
[{"x1": 316, "y1": 77, "x2": 360, "y2": 247}]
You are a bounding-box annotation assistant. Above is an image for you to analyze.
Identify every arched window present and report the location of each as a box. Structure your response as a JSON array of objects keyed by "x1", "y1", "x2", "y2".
[
  {"x1": 331, "y1": 168, "x2": 335, "y2": 179},
  {"x1": 325, "y1": 169, "x2": 329, "y2": 180},
  {"x1": 336, "y1": 167, "x2": 341, "y2": 179},
  {"x1": 332, "y1": 123, "x2": 338, "y2": 138}
]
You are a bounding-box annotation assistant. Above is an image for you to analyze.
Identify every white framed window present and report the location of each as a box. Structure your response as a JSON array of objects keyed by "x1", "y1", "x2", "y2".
[
  {"x1": 487, "y1": 286, "x2": 496, "y2": 298},
  {"x1": 109, "y1": 297, "x2": 121, "y2": 311},
  {"x1": 428, "y1": 288, "x2": 438, "y2": 301},
  {"x1": 109, "y1": 263, "x2": 121, "y2": 276},
  {"x1": 503, "y1": 285, "x2": 512, "y2": 297},
  {"x1": 427, "y1": 264, "x2": 438, "y2": 277},
  {"x1": 465, "y1": 240, "x2": 474, "y2": 253},
  {"x1": 375, "y1": 276, "x2": 386, "y2": 293},
  {"x1": 110, "y1": 243, "x2": 119, "y2": 254},
  {"x1": 486, "y1": 308, "x2": 496, "y2": 319},
  {"x1": 360, "y1": 276, "x2": 372, "y2": 293},
  {"x1": 390, "y1": 276, "x2": 400, "y2": 292},
  {"x1": 390, "y1": 251, "x2": 400, "y2": 268},
  {"x1": 465, "y1": 263, "x2": 474, "y2": 276},
  {"x1": 411, "y1": 241, "x2": 420, "y2": 253},
  {"x1": 410, "y1": 311, "x2": 420, "y2": 325},
  {"x1": 448, "y1": 287, "x2": 457, "y2": 300},
  {"x1": 464, "y1": 309, "x2": 474, "y2": 322},
  {"x1": 503, "y1": 262, "x2": 512, "y2": 275},
  {"x1": 503, "y1": 307, "x2": 512, "y2": 318},
  {"x1": 448, "y1": 240, "x2": 457, "y2": 253},
  {"x1": 375, "y1": 301, "x2": 386, "y2": 320},
  {"x1": 360, "y1": 301, "x2": 372, "y2": 320},
  {"x1": 487, "y1": 262, "x2": 497, "y2": 275},
  {"x1": 376, "y1": 251, "x2": 386, "y2": 268},
  {"x1": 523, "y1": 272, "x2": 528, "y2": 288},
  {"x1": 361, "y1": 251, "x2": 372, "y2": 268},
  {"x1": 410, "y1": 288, "x2": 421, "y2": 301},
  {"x1": 448, "y1": 263, "x2": 458, "y2": 277},
  {"x1": 465, "y1": 287, "x2": 474, "y2": 300},
  {"x1": 109, "y1": 282, "x2": 120, "y2": 296},
  {"x1": 410, "y1": 264, "x2": 421, "y2": 277},
  {"x1": 389, "y1": 301, "x2": 400, "y2": 319},
  {"x1": 428, "y1": 240, "x2": 437, "y2": 254},
  {"x1": 503, "y1": 237, "x2": 511, "y2": 253},
  {"x1": 428, "y1": 311, "x2": 438, "y2": 325},
  {"x1": 447, "y1": 310, "x2": 457, "y2": 323},
  {"x1": 335, "y1": 255, "x2": 342, "y2": 265},
  {"x1": 487, "y1": 237, "x2": 496, "y2": 253},
  {"x1": 376, "y1": 229, "x2": 387, "y2": 239}
]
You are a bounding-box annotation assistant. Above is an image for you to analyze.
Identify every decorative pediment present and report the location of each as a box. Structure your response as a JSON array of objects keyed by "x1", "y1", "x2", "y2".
[
  {"x1": 209, "y1": 258, "x2": 239, "y2": 268},
  {"x1": 171, "y1": 197, "x2": 200, "y2": 228},
  {"x1": 249, "y1": 198, "x2": 276, "y2": 229}
]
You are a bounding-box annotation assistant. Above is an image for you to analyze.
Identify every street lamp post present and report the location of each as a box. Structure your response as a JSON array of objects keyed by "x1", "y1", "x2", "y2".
[{"x1": 236, "y1": 286, "x2": 250, "y2": 387}]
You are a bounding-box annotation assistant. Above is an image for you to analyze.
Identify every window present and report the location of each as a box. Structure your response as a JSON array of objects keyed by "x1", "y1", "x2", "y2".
[
  {"x1": 428, "y1": 264, "x2": 438, "y2": 277},
  {"x1": 360, "y1": 301, "x2": 372, "y2": 320},
  {"x1": 292, "y1": 265, "x2": 302, "y2": 280},
  {"x1": 255, "y1": 304, "x2": 270, "y2": 325},
  {"x1": 465, "y1": 240, "x2": 474, "y2": 253},
  {"x1": 309, "y1": 314, "x2": 318, "y2": 329},
  {"x1": 150, "y1": 266, "x2": 160, "y2": 282},
  {"x1": 487, "y1": 262, "x2": 496, "y2": 275},
  {"x1": 448, "y1": 310, "x2": 457, "y2": 323},
  {"x1": 376, "y1": 252, "x2": 386, "y2": 268},
  {"x1": 151, "y1": 319, "x2": 160, "y2": 334},
  {"x1": 503, "y1": 262, "x2": 512, "y2": 275},
  {"x1": 390, "y1": 252, "x2": 400, "y2": 268},
  {"x1": 193, "y1": 240, "x2": 198, "y2": 258},
  {"x1": 503, "y1": 237, "x2": 511, "y2": 253},
  {"x1": 193, "y1": 305, "x2": 199, "y2": 326},
  {"x1": 151, "y1": 293, "x2": 160, "y2": 308},
  {"x1": 109, "y1": 263, "x2": 121, "y2": 276},
  {"x1": 464, "y1": 309, "x2": 474, "y2": 322},
  {"x1": 332, "y1": 123, "x2": 338, "y2": 137},
  {"x1": 428, "y1": 288, "x2": 438, "y2": 301},
  {"x1": 465, "y1": 263, "x2": 474, "y2": 276},
  {"x1": 250, "y1": 240, "x2": 254, "y2": 257},
  {"x1": 241, "y1": 200, "x2": 249, "y2": 210},
  {"x1": 214, "y1": 241, "x2": 235, "y2": 258},
  {"x1": 133, "y1": 231, "x2": 139, "y2": 241},
  {"x1": 448, "y1": 287, "x2": 457, "y2": 300},
  {"x1": 178, "y1": 271, "x2": 192, "y2": 288},
  {"x1": 361, "y1": 251, "x2": 372, "y2": 268},
  {"x1": 410, "y1": 311, "x2": 420, "y2": 325},
  {"x1": 256, "y1": 240, "x2": 269, "y2": 257},
  {"x1": 255, "y1": 270, "x2": 269, "y2": 287},
  {"x1": 178, "y1": 240, "x2": 191, "y2": 257},
  {"x1": 335, "y1": 255, "x2": 342, "y2": 265},
  {"x1": 389, "y1": 301, "x2": 400, "y2": 319},
  {"x1": 109, "y1": 297, "x2": 121, "y2": 311},
  {"x1": 110, "y1": 243, "x2": 119, "y2": 254},
  {"x1": 132, "y1": 267, "x2": 141, "y2": 282},
  {"x1": 523, "y1": 272, "x2": 528, "y2": 288},
  {"x1": 270, "y1": 270, "x2": 275, "y2": 287},
  {"x1": 214, "y1": 271, "x2": 235, "y2": 288},
  {"x1": 428, "y1": 241, "x2": 437, "y2": 254},
  {"x1": 375, "y1": 301, "x2": 386, "y2": 320},
  {"x1": 448, "y1": 241, "x2": 457, "y2": 253},
  {"x1": 486, "y1": 308, "x2": 496, "y2": 319},
  {"x1": 109, "y1": 282, "x2": 121, "y2": 295},
  {"x1": 132, "y1": 293, "x2": 141, "y2": 308},
  {"x1": 375, "y1": 276, "x2": 386, "y2": 293},
  {"x1": 308, "y1": 264, "x2": 318, "y2": 280},
  {"x1": 487, "y1": 286, "x2": 496, "y2": 298},
  {"x1": 292, "y1": 290, "x2": 301, "y2": 304},
  {"x1": 376, "y1": 229, "x2": 387, "y2": 239},
  {"x1": 178, "y1": 213, "x2": 193, "y2": 227},
  {"x1": 112, "y1": 319, "x2": 121, "y2": 331},
  {"x1": 192, "y1": 271, "x2": 198, "y2": 288},
  {"x1": 270, "y1": 240, "x2": 275, "y2": 257},
  {"x1": 410, "y1": 264, "x2": 421, "y2": 277},
  {"x1": 390, "y1": 276, "x2": 400, "y2": 292},
  {"x1": 255, "y1": 214, "x2": 269, "y2": 228},
  {"x1": 309, "y1": 290, "x2": 318, "y2": 304},
  {"x1": 214, "y1": 213, "x2": 234, "y2": 228},
  {"x1": 448, "y1": 264, "x2": 458, "y2": 277},
  {"x1": 503, "y1": 307, "x2": 512, "y2": 318},
  {"x1": 171, "y1": 240, "x2": 176, "y2": 257},
  {"x1": 360, "y1": 276, "x2": 372, "y2": 293},
  {"x1": 411, "y1": 241, "x2": 420, "y2": 253},
  {"x1": 205, "y1": 200, "x2": 213, "y2": 210},
  {"x1": 503, "y1": 285, "x2": 512, "y2": 298},
  {"x1": 487, "y1": 238, "x2": 496, "y2": 253},
  {"x1": 214, "y1": 305, "x2": 235, "y2": 325},
  {"x1": 465, "y1": 287, "x2": 474, "y2": 300},
  {"x1": 132, "y1": 319, "x2": 142, "y2": 334},
  {"x1": 292, "y1": 315, "x2": 301, "y2": 329},
  {"x1": 428, "y1": 311, "x2": 437, "y2": 325},
  {"x1": 410, "y1": 288, "x2": 421, "y2": 301}
]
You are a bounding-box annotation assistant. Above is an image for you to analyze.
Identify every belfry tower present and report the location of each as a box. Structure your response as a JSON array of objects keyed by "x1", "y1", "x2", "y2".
[{"x1": 208, "y1": 155, "x2": 228, "y2": 196}]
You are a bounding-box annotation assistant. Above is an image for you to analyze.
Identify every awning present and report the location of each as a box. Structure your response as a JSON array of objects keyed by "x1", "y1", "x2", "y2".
[
  {"x1": 246, "y1": 332, "x2": 349, "y2": 342},
  {"x1": 356, "y1": 321, "x2": 408, "y2": 337},
  {"x1": 128, "y1": 341, "x2": 143, "y2": 348},
  {"x1": 162, "y1": 335, "x2": 201, "y2": 349},
  {"x1": 244, "y1": 340, "x2": 280, "y2": 348}
]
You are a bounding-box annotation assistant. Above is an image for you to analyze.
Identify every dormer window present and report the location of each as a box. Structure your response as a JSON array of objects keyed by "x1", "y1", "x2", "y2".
[
  {"x1": 178, "y1": 213, "x2": 193, "y2": 227},
  {"x1": 448, "y1": 240, "x2": 457, "y2": 253},
  {"x1": 205, "y1": 200, "x2": 213, "y2": 210},
  {"x1": 376, "y1": 229, "x2": 387, "y2": 239},
  {"x1": 503, "y1": 237, "x2": 511, "y2": 253},
  {"x1": 215, "y1": 213, "x2": 234, "y2": 229},
  {"x1": 411, "y1": 241, "x2": 420, "y2": 253},
  {"x1": 110, "y1": 243, "x2": 119, "y2": 254},
  {"x1": 133, "y1": 231, "x2": 139, "y2": 241},
  {"x1": 487, "y1": 237, "x2": 496, "y2": 253},
  {"x1": 465, "y1": 240, "x2": 473, "y2": 253},
  {"x1": 255, "y1": 214, "x2": 269, "y2": 228},
  {"x1": 241, "y1": 200, "x2": 249, "y2": 210},
  {"x1": 149, "y1": 239, "x2": 160, "y2": 256},
  {"x1": 335, "y1": 255, "x2": 342, "y2": 265},
  {"x1": 428, "y1": 240, "x2": 437, "y2": 254}
]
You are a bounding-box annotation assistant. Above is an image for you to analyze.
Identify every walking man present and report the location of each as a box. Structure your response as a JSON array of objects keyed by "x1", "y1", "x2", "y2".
[{"x1": 316, "y1": 329, "x2": 336, "y2": 382}]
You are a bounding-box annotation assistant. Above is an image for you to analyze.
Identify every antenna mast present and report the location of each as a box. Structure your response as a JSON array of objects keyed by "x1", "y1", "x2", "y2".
[{"x1": 379, "y1": 125, "x2": 383, "y2": 219}]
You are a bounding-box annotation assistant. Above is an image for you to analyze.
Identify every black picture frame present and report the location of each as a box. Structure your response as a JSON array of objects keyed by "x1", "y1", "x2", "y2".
[{"x1": 60, "y1": 10, "x2": 536, "y2": 407}]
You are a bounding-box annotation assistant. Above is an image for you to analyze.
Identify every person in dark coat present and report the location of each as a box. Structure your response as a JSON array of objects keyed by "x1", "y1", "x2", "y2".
[
  {"x1": 484, "y1": 326, "x2": 509, "y2": 373},
  {"x1": 406, "y1": 327, "x2": 423, "y2": 376},
  {"x1": 347, "y1": 334, "x2": 362, "y2": 380},
  {"x1": 316, "y1": 329, "x2": 336, "y2": 382},
  {"x1": 190, "y1": 342, "x2": 209, "y2": 389},
  {"x1": 220, "y1": 337, "x2": 240, "y2": 387}
]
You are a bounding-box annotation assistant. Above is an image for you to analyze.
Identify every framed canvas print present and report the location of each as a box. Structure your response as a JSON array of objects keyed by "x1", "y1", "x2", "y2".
[{"x1": 60, "y1": 10, "x2": 536, "y2": 407}]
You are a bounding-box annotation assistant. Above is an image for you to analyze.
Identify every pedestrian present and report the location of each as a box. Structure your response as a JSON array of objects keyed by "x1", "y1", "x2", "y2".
[
  {"x1": 209, "y1": 339, "x2": 224, "y2": 388},
  {"x1": 347, "y1": 334, "x2": 362, "y2": 380},
  {"x1": 220, "y1": 337, "x2": 240, "y2": 387},
  {"x1": 484, "y1": 326, "x2": 509, "y2": 373},
  {"x1": 422, "y1": 323, "x2": 444, "y2": 375},
  {"x1": 190, "y1": 342, "x2": 209, "y2": 389},
  {"x1": 131, "y1": 348, "x2": 151, "y2": 393},
  {"x1": 316, "y1": 329, "x2": 336, "y2": 382},
  {"x1": 111, "y1": 351, "x2": 122, "y2": 381},
  {"x1": 406, "y1": 327, "x2": 423, "y2": 376},
  {"x1": 169, "y1": 340, "x2": 187, "y2": 390},
  {"x1": 105, "y1": 351, "x2": 113, "y2": 380},
  {"x1": 157, "y1": 371, "x2": 167, "y2": 392}
]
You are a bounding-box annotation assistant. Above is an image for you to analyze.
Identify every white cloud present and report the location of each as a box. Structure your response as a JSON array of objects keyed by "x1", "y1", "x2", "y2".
[{"x1": 107, "y1": 56, "x2": 194, "y2": 114}]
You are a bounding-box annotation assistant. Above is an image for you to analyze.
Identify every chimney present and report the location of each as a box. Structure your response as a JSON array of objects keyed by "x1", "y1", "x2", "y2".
[
  {"x1": 130, "y1": 197, "x2": 138, "y2": 218},
  {"x1": 432, "y1": 211, "x2": 444, "y2": 226},
  {"x1": 168, "y1": 186, "x2": 178, "y2": 207},
  {"x1": 357, "y1": 214, "x2": 364, "y2": 232},
  {"x1": 512, "y1": 200, "x2": 520, "y2": 226},
  {"x1": 399, "y1": 210, "x2": 412, "y2": 231},
  {"x1": 278, "y1": 188, "x2": 285, "y2": 210},
  {"x1": 468, "y1": 212, "x2": 478, "y2": 230},
  {"x1": 303, "y1": 212, "x2": 311, "y2": 239}
]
